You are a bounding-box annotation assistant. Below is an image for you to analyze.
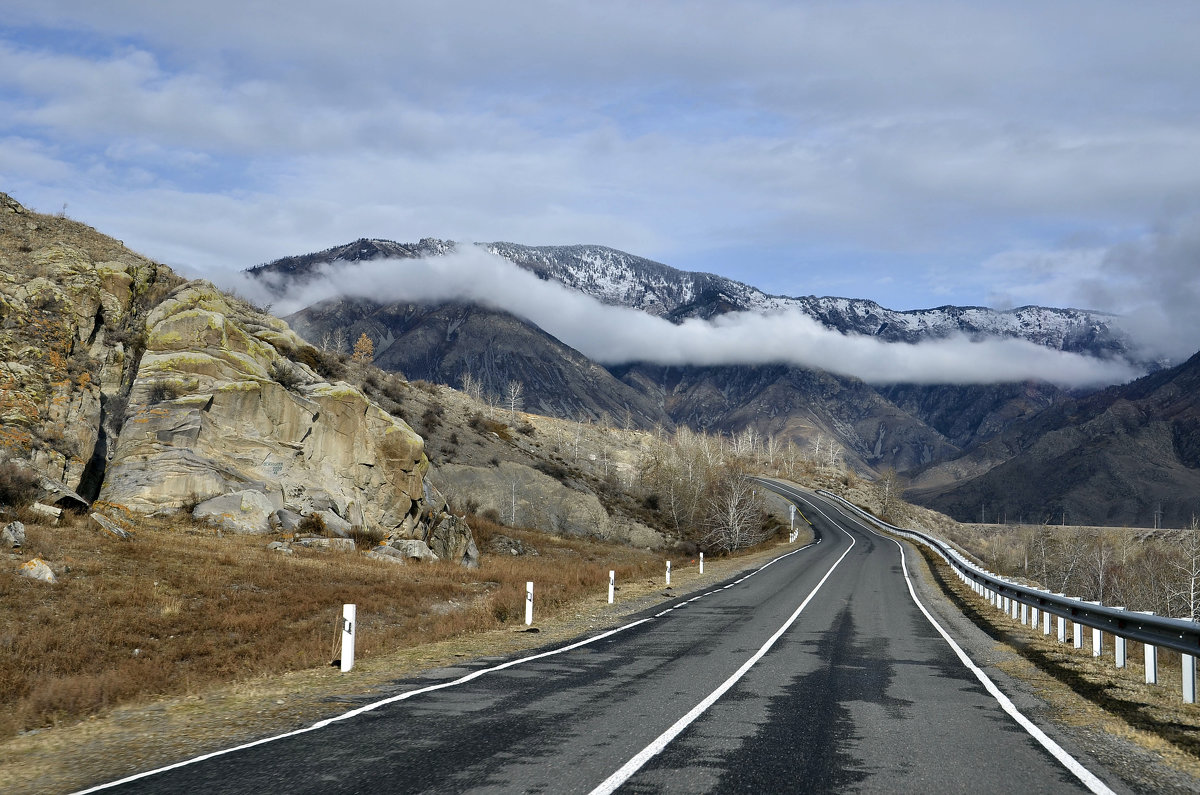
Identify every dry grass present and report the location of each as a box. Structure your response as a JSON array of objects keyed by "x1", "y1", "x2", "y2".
[{"x1": 0, "y1": 513, "x2": 664, "y2": 739}]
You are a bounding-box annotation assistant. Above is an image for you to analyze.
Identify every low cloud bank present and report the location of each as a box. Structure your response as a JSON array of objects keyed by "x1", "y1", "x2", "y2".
[
  {"x1": 231, "y1": 248, "x2": 1141, "y2": 388},
  {"x1": 1090, "y1": 213, "x2": 1200, "y2": 365}
]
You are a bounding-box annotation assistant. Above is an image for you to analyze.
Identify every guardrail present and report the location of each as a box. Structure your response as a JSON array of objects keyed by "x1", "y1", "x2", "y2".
[{"x1": 815, "y1": 489, "x2": 1200, "y2": 704}]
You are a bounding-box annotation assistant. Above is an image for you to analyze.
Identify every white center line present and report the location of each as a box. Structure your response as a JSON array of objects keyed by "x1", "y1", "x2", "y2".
[{"x1": 588, "y1": 522, "x2": 855, "y2": 795}]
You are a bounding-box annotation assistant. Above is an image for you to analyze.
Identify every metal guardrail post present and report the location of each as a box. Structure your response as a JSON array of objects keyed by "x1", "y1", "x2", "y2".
[
  {"x1": 1114, "y1": 608, "x2": 1127, "y2": 668},
  {"x1": 1141, "y1": 611, "x2": 1159, "y2": 684},
  {"x1": 1071, "y1": 598, "x2": 1084, "y2": 650},
  {"x1": 1088, "y1": 602, "x2": 1103, "y2": 657},
  {"x1": 812, "y1": 488, "x2": 1200, "y2": 703}
]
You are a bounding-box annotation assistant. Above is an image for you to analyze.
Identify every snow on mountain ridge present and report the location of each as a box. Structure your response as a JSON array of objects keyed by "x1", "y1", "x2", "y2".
[
  {"x1": 250, "y1": 238, "x2": 1132, "y2": 359},
  {"x1": 482, "y1": 242, "x2": 1130, "y2": 358}
]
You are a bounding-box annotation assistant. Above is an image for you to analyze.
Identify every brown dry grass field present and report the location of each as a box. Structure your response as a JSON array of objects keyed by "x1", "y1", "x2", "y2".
[
  {"x1": 0, "y1": 511, "x2": 678, "y2": 740},
  {"x1": 0, "y1": 508, "x2": 802, "y2": 794}
]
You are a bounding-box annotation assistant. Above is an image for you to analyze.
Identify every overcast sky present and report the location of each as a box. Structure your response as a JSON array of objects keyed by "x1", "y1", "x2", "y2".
[{"x1": 3, "y1": 2, "x2": 1199, "y2": 363}]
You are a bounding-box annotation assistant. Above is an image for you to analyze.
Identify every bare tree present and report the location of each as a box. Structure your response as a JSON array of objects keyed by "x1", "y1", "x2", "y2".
[
  {"x1": 763, "y1": 433, "x2": 781, "y2": 468},
  {"x1": 460, "y1": 371, "x2": 483, "y2": 404},
  {"x1": 1168, "y1": 517, "x2": 1200, "y2": 620},
  {"x1": 505, "y1": 380, "x2": 524, "y2": 422},
  {"x1": 702, "y1": 469, "x2": 766, "y2": 553},
  {"x1": 877, "y1": 468, "x2": 902, "y2": 519},
  {"x1": 1086, "y1": 534, "x2": 1114, "y2": 603},
  {"x1": 826, "y1": 442, "x2": 841, "y2": 468}
]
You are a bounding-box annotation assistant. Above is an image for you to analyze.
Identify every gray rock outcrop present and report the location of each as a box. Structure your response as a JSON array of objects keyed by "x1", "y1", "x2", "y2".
[
  {"x1": 0, "y1": 193, "x2": 477, "y2": 565},
  {"x1": 1, "y1": 521, "x2": 24, "y2": 548}
]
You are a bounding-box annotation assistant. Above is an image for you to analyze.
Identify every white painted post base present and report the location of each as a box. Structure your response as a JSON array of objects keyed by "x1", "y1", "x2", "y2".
[
  {"x1": 340, "y1": 603, "x2": 356, "y2": 673},
  {"x1": 608, "y1": 570, "x2": 615, "y2": 604},
  {"x1": 1130, "y1": 611, "x2": 1157, "y2": 684},
  {"x1": 1057, "y1": 615, "x2": 1067, "y2": 644},
  {"x1": 1071, "y1": 596, "x2": 1084, "y2": 649},
  {"x1": 1185, "y1": 655, "x2": 1197, "y2": 704},
  {"x1": 525, "y1": 581, "x2": 534, "y2": 626},
  {"x1": 699, "y1": 552, "x2": 704, "y2": 574},
  {"x1": 666, "y1": 560, "x2": 671, "y2": 586}
]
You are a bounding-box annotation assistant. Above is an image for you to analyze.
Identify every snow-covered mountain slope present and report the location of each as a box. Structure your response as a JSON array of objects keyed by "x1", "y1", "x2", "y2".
[
  {"x1": 483, "y1": 242, "x2": 1131, "y2": 359},
  {"x1": 250, "y1": 238, "x2": 1133, "y2": 361}
]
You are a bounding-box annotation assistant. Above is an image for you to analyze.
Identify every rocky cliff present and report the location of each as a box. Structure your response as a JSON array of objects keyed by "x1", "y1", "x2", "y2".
[{"x1": 0, "y1": 194, "x2": 476, "y2": 565}]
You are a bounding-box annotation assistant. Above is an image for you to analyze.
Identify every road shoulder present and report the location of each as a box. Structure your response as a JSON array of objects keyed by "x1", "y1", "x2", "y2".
[{"x1": 898, "y1": 534, "x2": 1200, "y2": 794}]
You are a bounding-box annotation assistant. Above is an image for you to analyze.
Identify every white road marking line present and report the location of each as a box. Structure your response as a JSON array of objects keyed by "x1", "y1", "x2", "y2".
[
  {"x1": 827, "y1": 498, "x2": 1116, "y2": 795},
  {"x1": 73, "y1": 618, "x2": 653, "y2": 794},
  {"x1": 589, "y1": 523, "x2": 856, "y2": 795},
  {"x1": 77, "y1": 525, "x2": 824, "y2": 793}
]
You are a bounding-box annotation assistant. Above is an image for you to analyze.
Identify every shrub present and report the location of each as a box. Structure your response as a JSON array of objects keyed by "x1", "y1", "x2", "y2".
[
  {"x1": 147, "y1": 381, "x2": 179, "y2": 403},
  {"x1": 348, "y1": 525, "x2": 384, "y2": 550},
  {"x1": 0, "y1": 462, "x2": 38, "y2": 508},
  {"x1": 421, "y1": 401, "x2": 445, "y2": 432},
  {"x1": 296, "y1": 513, "x2": 327, "y2": 536},
  {"x1": 269, "y1": 360, "x2": 303, "y2": 391},
  {"x1": 535, "y1": 461, "x2": 568, "y2": 481}
]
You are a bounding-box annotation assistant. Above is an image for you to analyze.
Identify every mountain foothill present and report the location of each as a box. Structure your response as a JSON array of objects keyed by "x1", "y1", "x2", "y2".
[{"x1": 252, "y1": 237, "x2": 1200, "y2": 530}]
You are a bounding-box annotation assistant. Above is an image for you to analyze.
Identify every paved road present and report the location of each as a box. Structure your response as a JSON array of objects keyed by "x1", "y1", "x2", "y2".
[{"x1": 86, "y1": 484, "x2": 1116, "y2": 794}]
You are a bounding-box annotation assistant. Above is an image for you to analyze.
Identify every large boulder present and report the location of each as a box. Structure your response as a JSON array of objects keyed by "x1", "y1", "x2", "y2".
[
  {"x1": 19, "y1": 558, "x2": 56, "y2": 584},
  {"x1": 388, "y1": 539, "x2": 438, "y2": 562},
  {"x1": 192, "y1": 490, "x2": 277, "y2": 535},
  {"x1": 95, "y1": 282, "x2": 476, "y2": 562},
  {"x1": 1, "y1": 521, "x2": 24, "y2": 548}
]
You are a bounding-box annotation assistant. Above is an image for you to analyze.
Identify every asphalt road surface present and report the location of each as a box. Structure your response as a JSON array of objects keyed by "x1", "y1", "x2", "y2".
[{"x1": 83, "y1": 483, "x2": 1118, "y2": 794}]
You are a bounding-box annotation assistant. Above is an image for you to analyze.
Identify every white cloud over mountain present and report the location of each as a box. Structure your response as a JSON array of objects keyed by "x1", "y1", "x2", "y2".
[{"x1": 232, "y1": 249, "x2": 1141, "y2": 388}]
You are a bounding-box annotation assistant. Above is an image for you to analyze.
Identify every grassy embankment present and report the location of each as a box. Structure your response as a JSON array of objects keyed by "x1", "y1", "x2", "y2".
[{"x1": 0, "y1": 510, "x2": 677, "y2": 738}]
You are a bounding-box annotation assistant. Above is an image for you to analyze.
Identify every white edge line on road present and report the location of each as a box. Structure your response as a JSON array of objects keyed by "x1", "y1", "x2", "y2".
[
  {"x1": 72, "y1": 618, "x2": 651, "y2": 794},
  {"x1": 76, "y1": 528, "x2": 823, "y2": 793},
  {"x1": 826, "y1": 500, "x2": 1116, "y2": 795},
  {"x1": 588, "y1": 511, "x2": 855, "y2": 795}
]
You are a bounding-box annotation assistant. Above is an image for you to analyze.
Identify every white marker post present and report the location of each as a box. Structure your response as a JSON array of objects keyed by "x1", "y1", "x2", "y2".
[
  {"x1": 789, "y1": 504, "x2": 796, "y2": 542},
  {"x1": 666, "y1": 560, "x2": 671, "y2": 586},
  {"x1": 608, "y1": 570, "x2": 615, "y2": 604},
  {"x1": 699, "y1": 552, "x2": 704, "y2": 574},
  {"x1": 1114, "y1": 608, "x2": 1127, "y2": 668},
  {"x1": 1141, "y1": 611, "x2": 1157, "y2": 684},
  {"x1": 525, "y1": 581, "x2": 534, "y2": 626},
  {"x1": 340, "y1": 604, "x2": 356, "y2": 673}
]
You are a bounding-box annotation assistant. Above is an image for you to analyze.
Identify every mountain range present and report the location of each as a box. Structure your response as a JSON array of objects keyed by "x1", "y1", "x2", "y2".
[{"x1": 249, "y1": 238, "x2": 1200, "y2": 528}]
